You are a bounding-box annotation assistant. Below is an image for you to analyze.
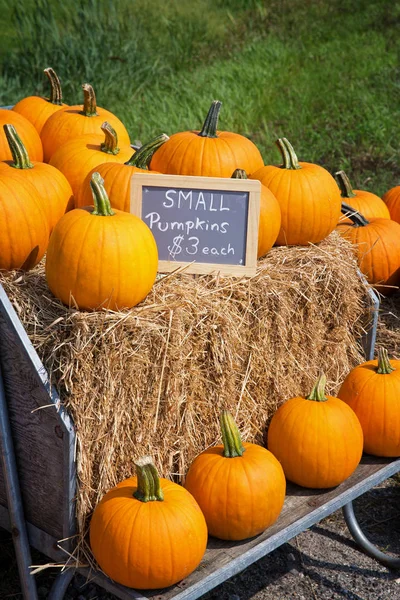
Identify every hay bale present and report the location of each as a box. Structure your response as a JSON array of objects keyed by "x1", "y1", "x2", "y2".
[{"x1": 0, "y1": 232, "x2": 368, "y2": 541}]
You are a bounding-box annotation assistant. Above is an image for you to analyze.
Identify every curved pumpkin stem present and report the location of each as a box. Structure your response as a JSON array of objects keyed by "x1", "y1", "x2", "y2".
[
  {"x1": 231, "y1": 168, "x2": 248, "y2": 179},
  {"x1": 100, "y1": 122, "x2": 120, "y2": 155},
  {"x1": 125, "y1": 133, "x2": 170, "y2": 168},
  {"x1": 198, "y1": 100, "x2": 221, "y2": 139},
  {"x1": 220, "y1": 410, "x2": 245, "y2": 458},
  {"x1": 335, "y1": 171, "x2": 356, "y2": 199},
  {"x1": 306, "y1": 374, "x2": 328, "y2": 402},
  {"x1": 377, "y1": 347, "x2": 396, "y2": 374},
  {"x1": 3, "y1": 124, "x2": 33, "y2": 170},
  {"x1": 276, "y1": 138, "x2": 301, "y2": 170},
  {"x1": 341, "y1": 202, "x2": 369, "y2": 227},
  {"x1": 44, "y1": 67, "x2": 63, "y2": 105},
  {"x1": 81, "y1": 83, "x2": 98, "y2": 117},
  {"x1": 133, "y1": 456, "x2": 164, "y2": 502},
  {"x1": 90, "y1": 173, "x2": 115, "y2": 216}
]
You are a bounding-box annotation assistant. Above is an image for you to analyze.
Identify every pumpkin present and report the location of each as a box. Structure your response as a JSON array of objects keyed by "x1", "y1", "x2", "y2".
[
  {"x1": 250, "y1": 138, "x2": 342, "y2": 246},
  {"x1": 336, "y1": 170, "x2": 390, "y2": 223},
  {"x1": 45, "y1": 172, "x2": 158, "y2": 311},
  {"x1": 383, "y1": 185, "x2": 400, "y2": 224},
  {"x1": 338, "y1": 348, "x2": 400, "y2": 457},
  {"x1": 49, "y1": 121, "x2": 133, "y2": 198},
  {"x1": 0, "y1": 109, "x2": 43, "y2": 162},
  {"x1": 184, "y1": 411, "x2": 286, "y2": 540},
  {"x1": 12, "y1": 68, "x2": 67, "y2": 135},
  {"x1": 231, "y1": 169, "x2": 281, "y2": 258},
  {"x1": 75, "y1": 133, "x2": 169, "y2": 211},
  {"x1": 150, "y1": 100, "x2": 264, "y2": 177},
  {"x1": 90, "y1": 456, "x2": 207, "y2": 589},
  {"x1": 40, "y1": 83, "x2": 130, "y2": 162},
  {"x1": 0, "y1": 124, "x2": 73, "y2": 233},
  {"x1": 267, "y1": 374, "x2": 363, "y2": 488},
  {"x1": 336, "y1": 202, "x2": 400, "y2": 295}
]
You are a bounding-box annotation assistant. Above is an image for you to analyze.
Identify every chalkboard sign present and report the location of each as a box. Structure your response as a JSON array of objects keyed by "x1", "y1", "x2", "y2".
[{"x1": 130, "y1": 173, "x2": 261, "y2": 276}]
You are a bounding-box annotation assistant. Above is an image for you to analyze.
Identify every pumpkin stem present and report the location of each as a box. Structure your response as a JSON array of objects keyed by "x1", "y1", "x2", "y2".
[
  {"x1": 306, "y1": 374, "x2": 328, "y2": 402},
  {"x1": 341, "y1": 202, "x2": 370, "y2": 227},
  {"x1": 133, "y1": 456, "x2": 164, "y2": 502},
  {"x1": 231, "y1": 168, "x2": 247, "y2": 179},
  {"x1": 100, "y1": 122, "x2": 120, "y2": 155},
  {"x1": 3, "y1": 124, "x2": 33, "y2": 170},
  {"x1": 81, "y1": 83, "x2": 98, "y2": 117},
  {"x1": 276, "y1": 138, "x2": 301, "y2": 170},
  {"x1": 125, "y1": 133, "x2": 170, "y2": 168},
  {"x1": 198, "y1": 100, "x2": 221, "y2": 138},
  {"x1": 90, "y1": 173, "x2": 115, "y2": 216},
  {"x1": 335, "y1": 170, "x2": 357, "y2": 199},
  {"x1": 220, "y1": 410, "x2": 245, "y2": 458},
  {"x1": 377, "y1": 347, "x2": 396, "y2": 374},
  {"x1": 43, "y1": 67, "x2": 63, "y2": 105}
]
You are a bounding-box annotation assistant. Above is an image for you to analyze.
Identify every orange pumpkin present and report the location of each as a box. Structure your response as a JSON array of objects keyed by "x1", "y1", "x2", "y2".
[
  {"x1": 75, "y1": 133, "x2": 169, "y2": 211},
  {"x1": 0, "y1": 109, "x2": 43, "y2": 162},
  {"x1": 336, "y1": 171, "x2": 389, "y2": 224},
  {"x1": 40, "y1": 83, "x2": 130, "y2": 162},
  {"x1": 0, "y1": 124, "x2": 73, "y2": 234},
  {"x1": 338, "y1": 348, "x2": 400, "y2": 457},
  {"x1": 383, "y1": 185, "x2": 400, "y2": 224},
  {"x1": 49, "y1": 121, "x2": 133, "y2": 198},
  {"x1": 231, "y1": 169, "x2": 281, "y2": 258},
  {"x1": 267, "y1": 374, "x2": 363, "y2": 488},
  {"x1": 150, "y1": 100, "x2": 264, "y2": 177},
  {"x1": 45, "y1": 173, "x2": 158, "y2": 311},
  {"x1": 336, "y1": 203, "x2": 400, "y2": 295},
  {"x1": 12, "y1": 68, "x2": 67, "y2": 135},
  {"x1": 250, "y1": 138, "x2": 341, "y2": 246},
  {"x1": 90, "y1": 456, "x2": 207, "y2": 589},
  {"x1": 184, "y1": 411, "x2": 286, "y2": 540}
]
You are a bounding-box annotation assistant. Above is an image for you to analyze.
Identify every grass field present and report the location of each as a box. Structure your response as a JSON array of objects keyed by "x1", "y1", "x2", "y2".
[{"x1": 0, "y1": 0, "x2": 399, "y2": 194}]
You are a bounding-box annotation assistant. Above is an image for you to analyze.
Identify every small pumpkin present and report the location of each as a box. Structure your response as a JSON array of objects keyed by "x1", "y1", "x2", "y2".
[
  {"x1": 49, "y1": 121, "x2": 133, "y2": 197},
  {"x1": 90, "y1": 456, "x2": 207, "y2": 589},
  {"x1": 231, "y1": 169, "x2": 281, "y2": 258},
  {"x1": 338, "y1": 348, "x2": 400, "y2": 457},
  {"x1": 184, "y1": 411, "x2": 286, "y2": 540},
  {"x1": 150, "y1": 100, "x2": 264, "y2": 177},
  {"x1": 75, "y1": 133, "x2": 169, "y2": 211},
  {"x1": 250, "y1": 138, "x2": 342, "y2": 246},
  {"x1": 45, "y1": 172, "x2": 158, "y2": 311},
  {"x1": 383, "y1": 185, "x2": 400, "y2": 224},
  {"x1": 12, "y1": 68, "x2": 67, "y2": 134},
  {"x1": 0, "y1": 109, "x2": 43, "y2": 162},
  {"x1": 267, "y1": 374, "x2": 363, "y2": 488},
  {"x1": 336, "y1": 202, "x2": 400, "y2": 295},
  {"x1": 336, "y1": 171, "x2": 390, "y2": 223},
  {"x1": 40, "y1": 83, "x2": 130, "y2": 162},
  {"x1": 0, "y1": 124, "x2": 73, "y2": 233}
]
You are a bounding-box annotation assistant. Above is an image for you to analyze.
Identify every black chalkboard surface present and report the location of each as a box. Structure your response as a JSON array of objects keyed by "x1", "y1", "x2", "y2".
[{"x1": 131, "y1": 173, "x2": 261, "y2": 276}]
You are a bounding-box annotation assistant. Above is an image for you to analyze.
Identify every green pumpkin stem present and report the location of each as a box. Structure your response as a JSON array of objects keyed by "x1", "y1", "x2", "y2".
[
  {"x1": 90, "y1": 173, "x2": 115, "y2": 216},
  {"x1": 133, "y1": 456, "x2": 164, "y2": 502},
  {"x1": 81, "y1": 83, "x2": 98, "y2": 117},
  {"x1": 276, "y1": 138, "x2": 301, "y2": 170},
  {"x1": 377, "y1": 347, "x2": 396, "y2": 374},
  {"x1": 44, "y1": 67, "x2": 63, "y2": 105},
  {"x1": 3, "y1": 124, "x2": 33, "y2": 169},
  {"x1": 335, "y1": 171, "x2": 356, "y2": 199},
  {"x1": 125, "y1": 133, "x2": 170, "y2": 168},
  {"x1": 306, "y1": 374, "x2": 328, "y2": 402},
  {"x1": 220, "y1": 410, "x2": 245, "y2": 458},
  {"x1": 100, "y1": 122, "x2": 120, "y2": 155},
  {"x1": 231, "y1": 168, "x2": 247, "y2": 179},
  {"x1": 341, "y1": 202, "x2": 370, "y2": 227},
  {"x1": 198, "y1": 100, "x2": 221, "y2": 138}
]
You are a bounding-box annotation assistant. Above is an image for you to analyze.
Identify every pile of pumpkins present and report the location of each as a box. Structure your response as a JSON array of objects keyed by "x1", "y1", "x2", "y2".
[
  {"x1": 89, "y1": 347, "x2": 400, "y2": 590},
  {"x1": 1, "y1": 68, "x2": 400, "y2": 310}
]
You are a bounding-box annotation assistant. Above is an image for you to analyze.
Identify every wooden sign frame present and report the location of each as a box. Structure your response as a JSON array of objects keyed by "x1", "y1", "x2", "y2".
[{"x1": 130, "y1": 173, "x2": 261, "y2": 276}]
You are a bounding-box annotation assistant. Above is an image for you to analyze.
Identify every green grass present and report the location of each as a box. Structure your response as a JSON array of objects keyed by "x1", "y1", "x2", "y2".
[{"x1": 0, "y1": 0, "x2": 399, "y2": 194}]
